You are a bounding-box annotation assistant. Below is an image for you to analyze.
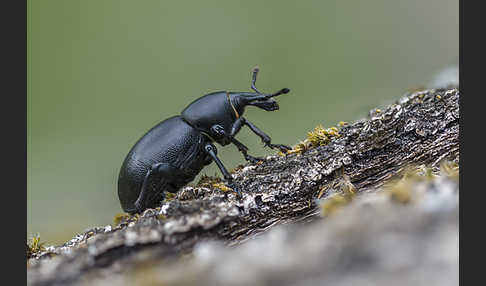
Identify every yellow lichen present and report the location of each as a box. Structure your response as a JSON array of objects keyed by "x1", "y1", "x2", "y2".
[
  {"x1": 165, "y1": 192, "x2": 176, "y2": 200},
  {"x1": 384, "y1": 164, "x2": 446, "y2": 204},
  {"x1": 284, "y1": 124, "x2": 342, "y2": 156},
  {"x1": 113, "y1": 213, "x2": 131, "y2": 225},
  {"x1": 212, "y1": 182, "x2": 232, "y2": 192},
  {"x1": 320, "y1": 194, "x2": 351, "y2": 216},
  {"x1": 196, "y1": 174, "x2": 223, "y2": 188},
  {"x1": 385, "y1": 162, "x2": 459, "y2": 204},
  {"x1": 284, "y1": 140, "x2": 310, "y2": 155},
  {"x1": 387, "y1": 180, "x2": 413, "y2": 204},
  {"x1": 231, "y1": 164, "x2": 246, "y2": 173},
  {"x1": 385, "y1": 165, "x2": 438, "y2": 204},
  {"x1": 195, "y1": 174, "x2": 235, "y2": 193},
  {"x1": 319, "y1": 174, "x2": 356, "y2": 216},
  {"x1": 27, "y1": 234, "x2": 46, "y2": 258},
  {"x1": 158, "y1": 214, "x2": 167, "y2": 220},
  {"x1": 317, "y1": 184, "x2": 329, "y2": 199},
  {"x1": 399, "y1": 165, "x2": 439, "y2": 181},
  {"x1": 440, "y1": 160, "x2": 459, "y2": 179}
]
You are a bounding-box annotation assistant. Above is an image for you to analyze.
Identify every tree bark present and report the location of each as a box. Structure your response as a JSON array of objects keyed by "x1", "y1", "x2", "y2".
[{"x1": 27, "y1": 87, "x2": 459, "y2": 286}]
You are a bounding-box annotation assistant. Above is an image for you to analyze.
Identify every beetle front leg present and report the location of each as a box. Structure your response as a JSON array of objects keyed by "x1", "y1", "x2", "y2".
[
  {"x1": 229, "y1": 117, "x2": 263, "y2": 164},
  {"x1": 244, "y1": 119, "x2": 291, "y2": 153},
  {"x1": 230, "y1": 117, "x2": 245, "y2": 138},
  {"x1": 231, "y1": 137, "x2": 263, "y2": 164},
  {"x1": 204, "y1": 143, "x2": 241, "y2": 197}
]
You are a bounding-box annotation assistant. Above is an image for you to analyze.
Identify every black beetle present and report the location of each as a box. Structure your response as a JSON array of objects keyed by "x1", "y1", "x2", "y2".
[{"x1": 117, "y1": 67, "x2": 291, "y2": 214}]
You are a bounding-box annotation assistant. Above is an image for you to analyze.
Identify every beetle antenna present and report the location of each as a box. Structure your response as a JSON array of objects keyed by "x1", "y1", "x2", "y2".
[
  {"x1": 250, "y1": 67, "x2": 289, "y2": 98},
  {"x1": 251, "y1": 66, "x2": 263, "y2": 94},
  {"x1": 268, "y1": 88, "x2": 290, "y2": 98}
]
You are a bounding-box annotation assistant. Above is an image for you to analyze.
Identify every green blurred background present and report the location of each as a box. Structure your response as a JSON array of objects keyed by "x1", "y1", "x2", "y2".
[{"x1": 28, "y1": 0, "x2": 458, "y2": 245}]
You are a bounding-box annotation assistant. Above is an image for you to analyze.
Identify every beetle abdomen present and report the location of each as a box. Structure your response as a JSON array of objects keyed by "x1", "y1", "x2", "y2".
[{"x1": 117, "y1": 115, "x2": 207, "y2": 213}]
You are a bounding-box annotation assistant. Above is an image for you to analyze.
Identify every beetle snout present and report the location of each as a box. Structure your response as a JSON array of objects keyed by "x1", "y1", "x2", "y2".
[{"x1": 250, "y1": 98, "x2": 279, "y2": 111}]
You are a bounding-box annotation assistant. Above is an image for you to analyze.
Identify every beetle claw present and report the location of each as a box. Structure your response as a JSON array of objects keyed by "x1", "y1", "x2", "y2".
[
  {"x1": 245, "y1": 154, "x2": 263, "y2": 164},
  {"x1": 265, "y1": 142, "x2": 291, "y2": 153},
  {"x1": 276, "y1": 144, "x2": 292, "y2": 152},
  {"x1": 227, "y1": 182, "x2": 242, "y2": 198}
]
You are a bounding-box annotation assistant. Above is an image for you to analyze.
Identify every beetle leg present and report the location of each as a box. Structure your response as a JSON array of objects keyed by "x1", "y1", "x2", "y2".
[
  {"x1": 244, "y1": 119, "x2": 292, "y2": 153},
  {"x1": 230, "y1": 117, "x2": 245, "y2": 137},
  {"x1": 203, "y1": 143, "x2": 232, "y2": 181},
  {"x1": 204, "y1": 143, "x2": 242, "y2": 197},
  {"x1": 229, "y1": 117, "x2": 263, "y2": 163},
  {"x1": 134, "y1": 162, "x2": 179, "y2": 213},
  {"x1": 203, "y1": 152, "x2": 213, "y2": 166},
  {"x1": 231, "y1": 137, "x2": 263, "y2": 164}
]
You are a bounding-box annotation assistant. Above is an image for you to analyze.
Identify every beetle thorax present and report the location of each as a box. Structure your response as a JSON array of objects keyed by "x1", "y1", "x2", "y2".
[{"x1": 181, "y1": 92, "x2": 240, "y2": 139}]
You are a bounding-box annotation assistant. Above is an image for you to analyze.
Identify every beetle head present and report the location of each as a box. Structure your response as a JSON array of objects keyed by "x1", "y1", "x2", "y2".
[
  {"x1": 238, "y1": 87, "x2": 289, "y2": 111},
  {"x1": 247, "y1": 97, "x2": 279, "y2": 111}
]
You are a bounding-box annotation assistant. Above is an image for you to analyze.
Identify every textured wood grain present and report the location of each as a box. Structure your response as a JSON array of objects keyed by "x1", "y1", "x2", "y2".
[{"x1": 27, "y1": 87, "x2": 459, "y2": 286}]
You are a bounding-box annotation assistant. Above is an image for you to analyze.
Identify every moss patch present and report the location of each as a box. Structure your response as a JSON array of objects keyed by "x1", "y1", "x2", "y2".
[
  {"x1": 319, "y1": 174, "x2": 356, "y2": 216},
  {"x1": 281, "y1": 124, "x2": 342, "y2": 156},
  {"x1": 193, "y1": 174, "x2": 234, "y2": 193},
  {"x1": 440, "y1": 160, "x2": 459, "y2": 179},
  {"x1": 27, "y1": 234, "x2": 46, "y2": 259},
  {"x1": 385, "y1": 161, "x2": 459, "y2": 204}
]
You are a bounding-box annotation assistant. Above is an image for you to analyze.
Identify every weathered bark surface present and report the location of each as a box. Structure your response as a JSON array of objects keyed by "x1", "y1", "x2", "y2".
[
  {"x1": 107, "y1": 174, "x2": 458, "y2": 286},
  {"x1": 27, "y1": 87, "x2": 459, "y2": 286}
]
